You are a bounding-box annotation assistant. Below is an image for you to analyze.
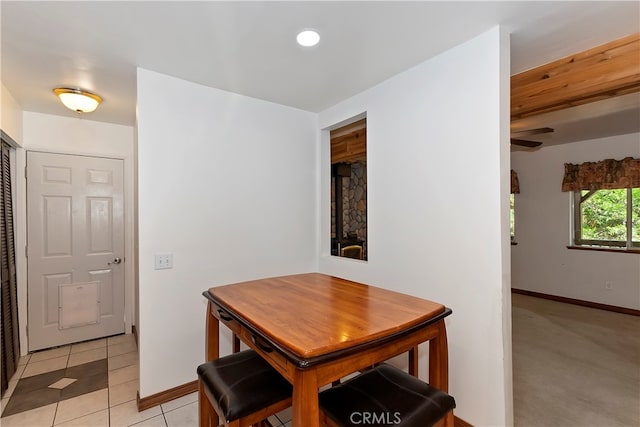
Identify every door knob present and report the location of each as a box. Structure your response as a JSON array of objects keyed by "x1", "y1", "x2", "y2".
[{"x1": 108, "y1": 257, "x2": 122, "y2": 265}]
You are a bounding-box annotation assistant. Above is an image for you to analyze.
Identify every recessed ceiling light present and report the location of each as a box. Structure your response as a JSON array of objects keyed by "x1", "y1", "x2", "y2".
[{"x1": 296, "y1": 29, "x2": 320, "y2": 47}]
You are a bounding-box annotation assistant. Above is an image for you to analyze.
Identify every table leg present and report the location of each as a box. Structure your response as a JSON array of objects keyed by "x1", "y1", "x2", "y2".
[
  {"x1": 408, "y1": 346, "x2": 419, "y2": 377},
  {"x1": 428, "y1": 320, "x2": 449, "y2": 393},
  {"x1": 233, "y1": 334, "x2": 240, "y2": 353},
  {"x1": 205, "y1": 301, "x2": 220, "y2": 362},
  {"x1": 292, "y1": 369, "x2": 320, "y2": 427}
]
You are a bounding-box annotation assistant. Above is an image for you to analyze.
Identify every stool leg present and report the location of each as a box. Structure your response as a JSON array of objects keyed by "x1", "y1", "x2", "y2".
[
  {"x1": 443, "y1": 410, "x2": 454, "y2": 427},
  {"x1": 199, "y1": 380, "x2": 222, "y2": 427},
  {"x1": 198, "y1": 381, "x2": 210, "y2": 427},
  {"x1": 404, "y1": 409, "x2": 452, "y2": 427}
]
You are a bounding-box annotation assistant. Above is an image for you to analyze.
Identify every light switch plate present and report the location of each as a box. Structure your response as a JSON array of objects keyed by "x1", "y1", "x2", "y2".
[{"x1": 154, "y1": 253, "x2": 173, "y2": 270}]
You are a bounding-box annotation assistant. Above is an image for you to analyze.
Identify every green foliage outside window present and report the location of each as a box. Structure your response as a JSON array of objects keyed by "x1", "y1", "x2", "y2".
[
  {"x1": 510, "y1": 194, "x2": 515, "y2": 240},
  {"x1": 580, "y1": 188, "x2": 639, "y2": 244},
  {"x1": 633, "y1": 188, "x2": 640, "y2": 243}
]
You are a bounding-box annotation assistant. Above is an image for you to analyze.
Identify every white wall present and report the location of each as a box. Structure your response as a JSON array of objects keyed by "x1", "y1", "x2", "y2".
[
  {"x1": 1, "y1": 83, "x2": 23, "y2": 143},
  {"x1": 317, "y1": 27, "x2": 512, "y2": 426},
  {"x1": 512, "y1": 133, "x2": 640, "y2": 310},
  {"x1": 17, "y1": 112, "x2": 135, "y2": 353},
  {"x1": 136, "y1": 69, "x2": 318, "y2": 397}
]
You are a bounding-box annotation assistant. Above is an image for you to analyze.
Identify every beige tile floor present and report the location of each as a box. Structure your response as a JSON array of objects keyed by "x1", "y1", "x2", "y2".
[{"x1": 0, "y1": 334, "x2": 293, "y2": 427}]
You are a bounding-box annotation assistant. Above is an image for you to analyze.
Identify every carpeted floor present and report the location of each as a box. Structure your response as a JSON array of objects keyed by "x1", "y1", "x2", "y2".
[{"x1": 512, "y1": 293, "x2": 640, "y2": 427}]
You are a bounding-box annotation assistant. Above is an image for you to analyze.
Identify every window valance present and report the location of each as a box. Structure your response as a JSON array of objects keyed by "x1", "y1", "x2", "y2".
[
  {"x1": 561, "y1": 157, "x2": 640, "y2": 192},
  {"x1": 511, "y1": 170, "x2": 520, "y2": 194}
]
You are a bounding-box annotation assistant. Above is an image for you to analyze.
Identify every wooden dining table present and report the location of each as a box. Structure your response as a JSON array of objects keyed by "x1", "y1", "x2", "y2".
[{"x1": 203, "y1": 272, "x2": 452, "y2": 427}]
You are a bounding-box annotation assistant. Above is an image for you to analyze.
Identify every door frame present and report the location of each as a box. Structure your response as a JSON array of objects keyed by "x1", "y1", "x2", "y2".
[{"x1": 16, "y1": 148, "x2": 135, "y2": 354}]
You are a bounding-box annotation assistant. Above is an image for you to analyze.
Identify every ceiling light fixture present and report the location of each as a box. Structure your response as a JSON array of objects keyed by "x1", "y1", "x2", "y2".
[
  {"x1": 53, "y1": 88, "x2": 102, "y2": 113},
  {"x1": 296, "y1": 29, "x2": 320, "y2": 47}
]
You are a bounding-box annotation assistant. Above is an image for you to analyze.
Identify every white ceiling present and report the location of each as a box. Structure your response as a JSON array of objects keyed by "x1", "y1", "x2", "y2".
[{"x1": 2, "y1": 1, "x2": 639, "y2": 145}]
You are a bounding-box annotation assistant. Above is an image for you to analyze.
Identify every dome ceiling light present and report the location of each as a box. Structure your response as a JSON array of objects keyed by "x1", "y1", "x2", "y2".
[{"x1": 53, "y1": 88, "x2": 102, "y2": 113}]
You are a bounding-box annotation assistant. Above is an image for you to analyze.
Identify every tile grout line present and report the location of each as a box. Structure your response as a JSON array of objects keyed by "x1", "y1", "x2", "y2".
[
  {"x1": 54, "y1": 407, "x2": 107, "y2": 427},
  {"x1": 57, "y1": 346, "x2": 71, "y2": 427},
  {"x1": 51, "y1": 401, "x2": 59, "y2": 427},
  {"x1": 107, "y1": 347, "x2": 112, "y2": 427},
  {"x1": 57, "y1": 345, "x2": 69, "y2": 427}
]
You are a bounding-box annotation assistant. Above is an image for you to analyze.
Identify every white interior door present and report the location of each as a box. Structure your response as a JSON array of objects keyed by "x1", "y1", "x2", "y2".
[{"x1": 27, "y1": 152, "x2": 125, "y2": 351}]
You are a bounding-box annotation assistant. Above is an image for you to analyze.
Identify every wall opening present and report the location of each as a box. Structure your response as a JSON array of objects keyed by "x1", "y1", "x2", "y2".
[{"x1": 330, "y1": 117, "x2": 367, "y2": 260}]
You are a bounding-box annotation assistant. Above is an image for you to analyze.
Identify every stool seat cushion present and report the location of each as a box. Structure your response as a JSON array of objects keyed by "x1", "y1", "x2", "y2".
[
  {"x1": 319, "y1": 364, "x2": 455, "y2": 427},
  {"x1": 197, "y1": 350, "x2": 292, "y2": 422}
]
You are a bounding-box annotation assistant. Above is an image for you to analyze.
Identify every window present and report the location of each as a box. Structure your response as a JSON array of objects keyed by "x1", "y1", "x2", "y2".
[
  {"x1": 573, "y1": 188, "x2": 640, "y2": 248},
  {"x1": 510, "y1": 193, "x2": 516, "y2": 242},
  {"x1": 510, "y1": 170, "x2": 519, "y2": 244}
]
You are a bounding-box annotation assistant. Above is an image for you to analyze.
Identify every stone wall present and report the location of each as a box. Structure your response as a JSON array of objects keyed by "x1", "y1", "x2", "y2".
[
  {"x1": 331, "y1": 161, "x2": 367, "y2": 254},
  {"x1": 345, "y1": 162, "x2": 367, "y2": 243}
]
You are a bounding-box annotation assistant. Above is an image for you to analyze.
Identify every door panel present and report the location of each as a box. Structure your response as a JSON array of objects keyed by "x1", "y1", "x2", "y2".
[
  {"x1": 88, "y1": 198, "x2": 113, "y2": 253},
  {"x1": 27, "y1": 152, "x2": 125, "y2": 351},
  {"x1": 43, "y1": 166, "x2": 71, "y2": 184},
  {"x1": 43, "y1": 196, "x2": 73, "y2": 256}
]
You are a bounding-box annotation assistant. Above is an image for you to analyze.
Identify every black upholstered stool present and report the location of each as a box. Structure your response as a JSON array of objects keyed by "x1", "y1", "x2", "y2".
[
  {"x1": 319, "y1": 364, "x2": 456, "y2": 427},
  {"x1": 197, "y1": 350, "x2": 292, "y2": 427}
]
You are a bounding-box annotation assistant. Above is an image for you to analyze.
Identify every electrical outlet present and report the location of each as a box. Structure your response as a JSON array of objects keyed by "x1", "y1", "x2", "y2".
[
  {"x1": 605, "y1": 281, "x2": 613, "y2": 290},
  {"x1": 155, "y1": 253, "x2": 173, "y2": 270}
]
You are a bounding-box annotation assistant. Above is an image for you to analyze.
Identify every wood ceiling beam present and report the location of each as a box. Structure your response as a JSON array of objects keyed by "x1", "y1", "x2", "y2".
[
  {"x1": 511, "y1": 32, "x2": 640, "y2": 119},
  {"x1": 331, "y1": 119, "x2": 367, "y2": 164},
  {"x1": 330, "y1": 129, "x2": 367, "y2": 164}
]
